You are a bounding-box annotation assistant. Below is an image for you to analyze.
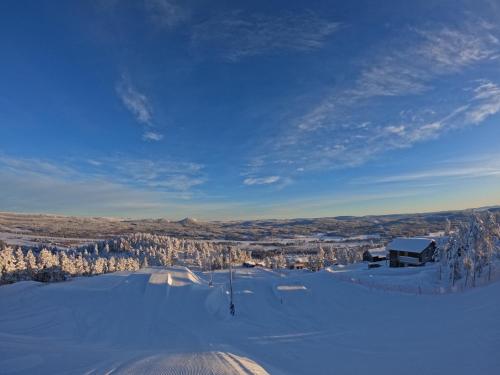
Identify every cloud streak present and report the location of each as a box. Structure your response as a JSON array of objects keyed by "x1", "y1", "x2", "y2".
[
  {"x1": 245, "y1": 19, "x2": 500, "y2": 179},
  {"x1": 116, "y1": 76, "x2": 153, "y2": 125},
  {"x1": 116, "y1": 75, "x2": 164, "y2": 141},
  {"x1": 357, "y1": 154, "x2": 500, "y2": 185},
  {"x1": 191, "y1": 10, "x2": 340, "y2": 61},
  {"x1": 243, "y1": 176, "x2": 280, "y2": 185},
  {"x1": 145, "y1": 0, "x2": 189, "y2": 29},
  {"x1": 0, "y1": 154, "x2": 205, "y2": 195},
  {"x1": 142, "y1": 131, "x2": 164, "y2": 141},
  {"x1": 465, "y1": 80, "x2": 500, "y2": 124}
]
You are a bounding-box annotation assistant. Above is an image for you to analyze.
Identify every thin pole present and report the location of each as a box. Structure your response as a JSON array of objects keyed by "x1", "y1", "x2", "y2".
[
  {"x1": 209, "y1": 257, "x2": 213, "y2": 287},
  {"x1": 229, "y1": 247, "x2": 235, "y2": 316}
]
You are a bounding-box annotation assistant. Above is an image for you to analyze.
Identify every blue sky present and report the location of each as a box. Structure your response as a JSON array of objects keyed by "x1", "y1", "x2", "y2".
[{"x1": 1, "y1": 0, "x2": 500, "y2": 220}]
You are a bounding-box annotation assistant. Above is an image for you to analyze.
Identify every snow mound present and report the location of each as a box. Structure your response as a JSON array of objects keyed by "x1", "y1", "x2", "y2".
[
  {"x1": 276, "y1": 285, "x2": 307, "y2": 291},
  {"x1": 146, "y1": 266, "x2": 202, "y2": 286},
  {"x1": 113, "y1": 351, "x2": 269, "y2": 375}
]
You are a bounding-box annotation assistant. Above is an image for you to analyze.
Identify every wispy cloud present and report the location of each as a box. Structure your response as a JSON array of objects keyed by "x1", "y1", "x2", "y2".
[
  {"x1": 93, "y1": 157, "x2": 205, "y2": 192},
  {"x1": 142, "y1": 131, "x2": 164, "y2": 141},
  {"x1": 116, "y1": 75, "x2": 164, "y2": 141},
  {"x1": 358, "y1": 155, "x2": 500, "y2": 185},
  {"x1": 465, "y1": 80, "x2": 500, "y2": 124},
  {"x1": 0, "y1": 154, "x2": 205, "y2": 195},
  {"x1": 352, "y1": 22, "x2": 499, "y2": 99},
  {"x1": 0, "y1": 152, "x2": 212, "y2": 217},
  {"x1": 416, "y1": 25, "x2": 499, "y2": 71},
  {"x1": 191, "y1": 10, "x2": 340, "y2": 61},
  {"x1": 145, "y1": 0, "x2": 189, "y2": 29},
  {"x1": 243, "y1": 176, "x2": 280, "y2": 185},
  {"x1": 116, "y1": 76, "x2": 153, "y2": 125},
  {"x1": 245, "y1": 19, "x2": 500, "y2": 179},
  {"x1": 0, "y1": 155, "x2": 78, "y2": 178}
]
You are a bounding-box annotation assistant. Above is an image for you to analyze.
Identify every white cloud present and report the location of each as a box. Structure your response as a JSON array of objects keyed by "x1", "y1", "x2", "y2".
[
  {"x1": 243, "y1": 176, "x2": 280, "y2": 185},
  {"x1": 245, "y1": 20, "x2": 500, "y2": 179},
  {"x1": 353, "y1": 23, "x2": 499, "y2": 99},
  {"x1": 116, "y1": 76, "x2": 153, "y2": 125},
  {"x1": 116, "y1": 75, "x2": 165, "y2": 142},
  {"x1": 142, "y1": 131, "x2": 164, "y2": 141},
  {"x1": 191, "y1": 11, "x2": 340, "y2": 61},
  {"x1": 87, "y1": 159, "x2": 102, "y2": 166},
  {"x1": 465, "y1": 80, "x2": 500, "y2": 124},
  {"x1": 98, "y1": 157, "x2": 205, "y2": 192},
  {"x1": 416, "y1": 27, "x2": 499, "y2": 71}
]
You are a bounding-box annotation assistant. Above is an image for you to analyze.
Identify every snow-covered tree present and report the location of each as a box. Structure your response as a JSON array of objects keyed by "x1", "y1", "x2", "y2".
[
  {"x1": 14, "y1": 248, "x2": 27, "y2": 273},
  {"x1": 440, "y1": 211, "x2": 500, "y2": 289},
  {"x1": 25, "y1": 250, "x2": 38, "y2": 276}
]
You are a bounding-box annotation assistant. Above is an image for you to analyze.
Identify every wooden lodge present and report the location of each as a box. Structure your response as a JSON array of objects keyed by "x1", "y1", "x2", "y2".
[{"x1": 387, "y1": 237, "x2": 436, "y2": 267}]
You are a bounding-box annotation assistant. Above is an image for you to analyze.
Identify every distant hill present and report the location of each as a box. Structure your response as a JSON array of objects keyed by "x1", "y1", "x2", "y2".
[
  {"x1": 178, "y1": 217, "x2": 199, "y2": 225},
  {"x1": 0, "y1": 206, "x2": 498, "y2": 242}
]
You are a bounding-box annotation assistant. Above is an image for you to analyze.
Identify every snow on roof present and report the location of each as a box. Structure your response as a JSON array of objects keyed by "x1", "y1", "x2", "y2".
[
  {"x1": 387, "y1": 237, "x2": 434, "y2": 254},
  {"x1": 366, "y1": 248, "x2": 387, "y2": 257},
  {"x1": 290, "y1": 256, "x2": 308, "y2": 263}
]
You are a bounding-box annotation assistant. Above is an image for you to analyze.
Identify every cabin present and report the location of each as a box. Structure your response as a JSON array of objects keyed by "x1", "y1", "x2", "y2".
[
  {"x1": 387, "y1": 237, "x2": 436, "y2": 267},
  {"x1": 362, "y1": 248, "x2": 387, "y2": 262},
  {"x1": 289, "y1": 261, "x2": 306, "y2": 270},
  {"x1": 288, "y1": 256, "x2": 308, "y2": 270}
]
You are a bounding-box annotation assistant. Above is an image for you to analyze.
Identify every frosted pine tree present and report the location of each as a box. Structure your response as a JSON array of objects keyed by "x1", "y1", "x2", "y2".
[
  {"x1": 25, "y1": 249, "x2": 38, "y2": 277},
  {"x1": 38, "y1": 248, "x2": 56, "y2": 270},
  {"x1": 0, "y1": 247, "x2": 16, "y2": 282},
  {"x1": 14, "y1": 248, "x2": 27, "y2": 274},
  {"x1": 442, "y1": 211, "x2": 500, "y2": 289},
  {"x1": 107, "y1": 256, "x2": 117, "y2": 272}
]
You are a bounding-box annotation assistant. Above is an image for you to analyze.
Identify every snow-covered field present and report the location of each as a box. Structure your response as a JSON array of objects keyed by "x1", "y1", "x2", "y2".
[{"x1": 0, "y1": 266, "x2": 499, "y2": 374}]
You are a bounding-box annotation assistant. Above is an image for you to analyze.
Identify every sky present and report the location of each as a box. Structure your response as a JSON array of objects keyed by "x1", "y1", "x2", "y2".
[{"x1": 1, "y1": 0, "x2": 500, "y2": 220}]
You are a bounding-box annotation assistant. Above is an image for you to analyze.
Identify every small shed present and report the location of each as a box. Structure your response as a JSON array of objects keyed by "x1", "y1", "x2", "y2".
[
  {"x1": 288, "y1": 256, "x2": 308, "y2": 270},
  {"x1": 362, "y1": 248, "x2": 387, "y2": 262},
  {"x1": 387, "y1": 237, "x2": 436, "y2": 267}
]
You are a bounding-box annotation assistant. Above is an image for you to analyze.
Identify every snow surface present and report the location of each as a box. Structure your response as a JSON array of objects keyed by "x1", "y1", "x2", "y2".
[{"x1": 1, "y1": 266, "x2": 499, "y2": 374}]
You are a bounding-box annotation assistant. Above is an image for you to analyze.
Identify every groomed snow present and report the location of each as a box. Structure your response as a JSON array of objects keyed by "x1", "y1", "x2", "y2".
[{"x1": 0, "y1": 266, "x2": 499, "y2": 374}]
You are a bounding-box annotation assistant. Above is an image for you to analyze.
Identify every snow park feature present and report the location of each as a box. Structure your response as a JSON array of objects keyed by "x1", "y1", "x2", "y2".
[{"x1": 0, "y1": 264, "x2": 499, "y2": 374}]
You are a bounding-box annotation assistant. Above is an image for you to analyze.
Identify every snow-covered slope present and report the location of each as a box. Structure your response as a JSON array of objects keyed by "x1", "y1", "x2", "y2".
[{"x1": 0, "y1": 266, "x2": 499, "y2": 374}]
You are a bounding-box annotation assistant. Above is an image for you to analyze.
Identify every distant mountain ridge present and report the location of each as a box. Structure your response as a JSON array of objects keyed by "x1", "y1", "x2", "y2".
[{"x1": 1, "y1": 206, "x2": 499, "y2": 242}]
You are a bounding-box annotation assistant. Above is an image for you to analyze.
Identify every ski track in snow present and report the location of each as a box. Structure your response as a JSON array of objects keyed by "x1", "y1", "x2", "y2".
[
  {"x1": 0, "y1": 266, "x2": 499, "y2": 374},
  {"x1": 109, "y1": 351, "x2": 269, "y2": 375}
]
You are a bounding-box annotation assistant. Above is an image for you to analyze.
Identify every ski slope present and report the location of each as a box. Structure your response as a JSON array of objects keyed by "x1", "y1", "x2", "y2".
[{"x1": 0, "y1": 266, "x2": 499, "y2": 374}]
